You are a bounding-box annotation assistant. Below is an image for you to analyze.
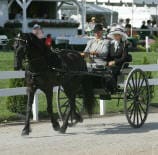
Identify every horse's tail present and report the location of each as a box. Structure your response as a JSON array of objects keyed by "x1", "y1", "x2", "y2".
[{"x1": 82, "y1": 75, "x2": 96, "y2": 116}]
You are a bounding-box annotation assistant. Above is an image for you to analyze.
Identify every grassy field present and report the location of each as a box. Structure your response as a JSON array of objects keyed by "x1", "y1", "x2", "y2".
[{"x1": 0, "y1": 49, "x2": 158, "y2": 122}]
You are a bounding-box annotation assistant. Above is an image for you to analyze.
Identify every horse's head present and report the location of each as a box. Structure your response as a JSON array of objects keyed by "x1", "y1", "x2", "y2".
[
  {"x1": 14, "y1": 32, "x2": 50, "y2": 72},
  {"x1": 14, "y1": 32, "x2": 28, "y2": 70}
]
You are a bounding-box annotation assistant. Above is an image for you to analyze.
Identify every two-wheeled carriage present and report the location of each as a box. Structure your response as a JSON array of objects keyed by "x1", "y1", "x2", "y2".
[{"x1": 56, "y1": 62, "x2": 150, "y2": 128}]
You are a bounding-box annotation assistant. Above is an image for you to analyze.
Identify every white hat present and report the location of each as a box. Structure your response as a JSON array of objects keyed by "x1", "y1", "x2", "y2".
[
  {"x1": 33, "y1": 24, "x2": 41, "y2": 29},
  {"x1": 107, "y1": 25, "x2": 128, "y2": 41}
]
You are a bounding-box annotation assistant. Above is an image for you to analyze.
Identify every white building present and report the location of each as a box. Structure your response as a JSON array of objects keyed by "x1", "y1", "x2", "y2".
[
  {"x1": 0, "y1": 0, "x2": 9, "y2": 27},
  {"x1": 0, "y1": 0, "x2": 85, "y2": 37},
  {"x1": 0, "y1": 0, "x2": 158, "y2": 30}
]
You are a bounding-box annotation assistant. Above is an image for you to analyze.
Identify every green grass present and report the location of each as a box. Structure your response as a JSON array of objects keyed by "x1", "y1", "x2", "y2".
[
  {"x1": 0, "y1": 49, "x2": 158, "y2": 122},
  {"x1": 130, "y1": 52, "x2": 158, "y2": 65},
  {"x1": 0, "y1": 51, "x2": 14, "y2": 71}
]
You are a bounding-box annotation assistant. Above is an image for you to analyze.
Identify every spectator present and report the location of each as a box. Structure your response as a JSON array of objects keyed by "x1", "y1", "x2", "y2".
[
  {"x1": 88, "y1": 17, "x2": 96, "y2": 31},
  {"x1": 118, "y1": 19, "x2": 124, "y2": 27},
  {"x1": 43, "y1": 13, "x2": 48, "y2": 19},
  {"x1": 125, "y1": 18, "x2": 132, "y2": 36},
  {"x1": 152, "y1": 20, "x2": 157, "y2": 36},
  {"x1": 125, "y1": 18, "x2": 131, "y2": 29},
  {"x1": 147, "y1": 20, "x2": 153, "y2": 37},
  {"x1": 15, "y1": 11, "x2": 22, "y2": 21},
  {"x1": 140, "y1": 21, "x2": 148, "y2": 40}
]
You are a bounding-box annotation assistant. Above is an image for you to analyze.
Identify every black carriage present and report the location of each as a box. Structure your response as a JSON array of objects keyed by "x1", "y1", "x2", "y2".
[{"x1": 56, "y1": 62, "x2": 150, "y2": 128}]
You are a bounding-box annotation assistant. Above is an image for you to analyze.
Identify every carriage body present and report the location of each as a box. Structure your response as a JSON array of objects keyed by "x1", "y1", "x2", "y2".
[{"x1": 57, "y1": 62, "x2": 150, "y2": 128}]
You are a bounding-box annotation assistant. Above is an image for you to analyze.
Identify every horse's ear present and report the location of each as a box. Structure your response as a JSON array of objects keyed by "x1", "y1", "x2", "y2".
[{"x1": 17, "y1": 31, "x2": 23, "y2": 37}]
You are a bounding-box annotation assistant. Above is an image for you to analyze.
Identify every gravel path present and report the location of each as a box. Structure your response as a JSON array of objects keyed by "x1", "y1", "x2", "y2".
[{"x1": 0, "y1": 113, "x2": 158, "y2": 155}]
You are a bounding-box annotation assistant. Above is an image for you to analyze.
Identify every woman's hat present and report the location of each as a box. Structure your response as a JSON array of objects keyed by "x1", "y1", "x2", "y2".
[
  {"x1": 107, "y1": 25, "x2": 128, "y2": 41},
  {"x1": 93, "y1": 23, "x2": 103, "y2": 33},
  {"x1": 91, "y1": 17, "x2": 95, "y2": 20}
]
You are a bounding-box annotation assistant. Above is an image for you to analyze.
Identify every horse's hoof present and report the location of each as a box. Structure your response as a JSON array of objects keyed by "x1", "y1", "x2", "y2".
[
  {"x1": 59, "y1": 127, "x2": 66, "y2": 134},
  {"x1": 77, "y1": 116, "x2": 83, "y2": 123},
  {"x1": 53, "y1": 122, "x2": 60, "y2": 131},
  {"x1": 68, "y1": 123, "x2": 73, "y2": 127},
  {"x1": 75, "y1": 113, "x2": 83, "y2": 123},
  {"x1": 21, "y1": 129, "x2": 29, "y2": 136}
]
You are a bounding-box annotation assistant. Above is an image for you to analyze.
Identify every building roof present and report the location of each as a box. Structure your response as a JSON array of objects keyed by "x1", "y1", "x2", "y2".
[{"x1": 86, "y1": 3, "x2": 118, "y2": 15}]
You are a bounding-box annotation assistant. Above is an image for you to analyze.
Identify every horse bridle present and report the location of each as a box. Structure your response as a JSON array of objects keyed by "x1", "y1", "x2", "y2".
[{"x1": 15, "y1": 34, "x2": 44, "y2": 64}]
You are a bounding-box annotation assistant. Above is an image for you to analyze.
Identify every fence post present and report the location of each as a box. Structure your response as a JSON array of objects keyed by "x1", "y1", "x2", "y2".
[
  {"x1": 100, "y1": 100, "x2": 106, "y2": 115},
  {"x1": 32, "y1": 92, "x2": 39, "y2": 121},
  {"x1": 145, "y1": 36, "x2": 150, "y2": 52}
]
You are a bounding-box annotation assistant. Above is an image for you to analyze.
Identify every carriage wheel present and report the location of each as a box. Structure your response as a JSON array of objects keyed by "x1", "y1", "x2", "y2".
[
  {"x1": 56, "y1": 86, "x2": 84, "y2": 125},
  {"x1": 124, "y1": 68, "x2": 150, "y2": 128}
]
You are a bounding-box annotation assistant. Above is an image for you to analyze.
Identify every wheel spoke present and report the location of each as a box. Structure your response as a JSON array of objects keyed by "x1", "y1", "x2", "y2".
[
  {"x1": 138, "y1": 78, "x2": 145, "y2": 90},
  {"x1": 137, "y1": 72, "x2": 142, "y2": 88},
  {"x1": 60, "y1": 100, "x2": 69, "y2": 108},
  {"x1": 126, "y1": 88, "x2": 135, "y2": 98},
  {"x1": 129, "y1": 103, "x2": 135, "y2": 119},
  {"x1": 128, "y1": 81, "x2": 135, "y2": 92},
  {"x1": 62, "y1": 104, "x2": 69, "y2": 117},
  {"x1": 127, "y1": 101, "x2": 134, "y2": 111},
  {"x1": 59, "y1": 96, "x2": 68, "y2": 100},
  {"x1": 136, "y1": 104, "x2": 139, "y2": 125},
  {"x1": 137, "y1": 104, "x2": 143, "y2": 122},
  {"x1": 139, "y1": 86, "x2": 147, "y2": 96},
  {"x1": 137, "y1": 74, "x2": 145, "y2": 89},
  {"x1": 131, "y1": 76, "x2": 136, "y2": 92},
  {"x1": 138, "y1": 102, "x2": 146, "y2": 114},
  {"x1": 132, "y1": 104, "x2": 137, "y2": 124},
  {"x1": 134, "y1": 72, "x2": 138, "y2": 90}
]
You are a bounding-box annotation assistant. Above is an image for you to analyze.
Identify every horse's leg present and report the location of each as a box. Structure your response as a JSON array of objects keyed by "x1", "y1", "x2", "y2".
[
  {"x1": 69, "y1": 95, "x2": 83, "y2": 125},
  {"x1": 21, "y1": 88, "x2": 35, "y2": 136},
  {"x1": 60, "y1": 95, "x2": 75, "y2": 133},
  {"x1": 45, "y1": 89, "x2": 60, "y2": 131}
]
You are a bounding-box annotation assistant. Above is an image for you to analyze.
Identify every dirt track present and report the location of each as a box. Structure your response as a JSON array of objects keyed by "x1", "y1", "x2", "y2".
[{"x1": 0, "y1": 113, "x2": 158, "y2": 155}]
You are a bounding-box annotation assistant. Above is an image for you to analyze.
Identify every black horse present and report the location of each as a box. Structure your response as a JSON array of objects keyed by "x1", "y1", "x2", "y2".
[{"x1": 14, "y1": 33, "x2": 95, "y2": 135}]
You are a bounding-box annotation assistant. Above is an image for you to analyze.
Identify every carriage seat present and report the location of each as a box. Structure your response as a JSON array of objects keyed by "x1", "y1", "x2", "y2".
[{"x1": 117, "y1": 55, "x2": 133, "y2": 84}]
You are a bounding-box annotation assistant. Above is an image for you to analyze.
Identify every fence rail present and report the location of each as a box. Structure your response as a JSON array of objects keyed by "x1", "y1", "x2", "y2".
[{"x1": 0, "y1": 65, "x2": 158, "y2": 120}]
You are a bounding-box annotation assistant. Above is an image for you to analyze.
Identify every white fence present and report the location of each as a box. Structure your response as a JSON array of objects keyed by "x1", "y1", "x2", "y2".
[
  {"x1": 0, "y1": 71, "x2": 39, "y2": 120},
  {"x1": 1, "y1": 64, "x2": 158, "y2": 121}
]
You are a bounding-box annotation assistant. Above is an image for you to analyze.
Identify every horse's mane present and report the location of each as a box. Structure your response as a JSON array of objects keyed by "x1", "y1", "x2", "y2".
[{"x1": 57, "y1": 49, "x2": 87, "y2": 71}]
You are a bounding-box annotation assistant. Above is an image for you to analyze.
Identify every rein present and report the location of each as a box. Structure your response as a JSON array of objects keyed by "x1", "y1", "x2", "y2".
[{"x1": 14, "y1": 37, "x2": 27, "y2": 43}]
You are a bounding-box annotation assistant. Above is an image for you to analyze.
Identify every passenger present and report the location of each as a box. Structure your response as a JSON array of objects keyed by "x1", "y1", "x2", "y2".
[
  {"x1": 107, "y1": 25, "x2": 131, "y2": 80},
  {"x1": 82, "y1": 23, "x2": 110, "y2": 68}
]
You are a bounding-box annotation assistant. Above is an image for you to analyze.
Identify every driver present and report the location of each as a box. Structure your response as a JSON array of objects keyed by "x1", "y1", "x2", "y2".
[{"x1": 82, "y1": 23, "x2": 110, "y2": 68}]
